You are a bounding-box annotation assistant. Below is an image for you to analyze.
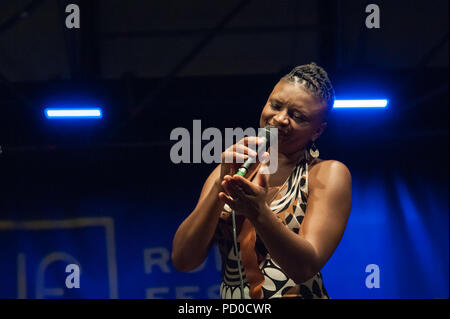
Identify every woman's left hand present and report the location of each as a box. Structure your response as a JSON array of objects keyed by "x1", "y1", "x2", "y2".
[{"x1": 218, "y1": 163, "x2": 271, "y2": 220}]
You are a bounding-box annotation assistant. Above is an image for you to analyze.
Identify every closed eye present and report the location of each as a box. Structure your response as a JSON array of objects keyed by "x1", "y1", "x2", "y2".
[
  {"x1": 270, "y1": 103, "x2": 282, "y2": 110},
  {"x1": 292, "y1": 112, "x2": 309, "y2": 122}
]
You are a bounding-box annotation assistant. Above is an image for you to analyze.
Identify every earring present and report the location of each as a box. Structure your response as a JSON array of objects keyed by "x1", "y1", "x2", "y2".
[{"x1": 309, "y1": 141, "x2": 319, "y2": 159}]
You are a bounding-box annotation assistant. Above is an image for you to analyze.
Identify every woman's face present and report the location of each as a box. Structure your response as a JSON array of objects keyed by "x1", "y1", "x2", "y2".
[{"x1": 259, "y1": 80, "x2": 327, "y2": 155}]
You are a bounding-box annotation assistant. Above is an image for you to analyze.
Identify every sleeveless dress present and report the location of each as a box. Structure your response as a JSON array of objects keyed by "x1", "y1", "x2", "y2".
[{"x1": 213, "y1": 154, "x2": 330, "y2": 299}]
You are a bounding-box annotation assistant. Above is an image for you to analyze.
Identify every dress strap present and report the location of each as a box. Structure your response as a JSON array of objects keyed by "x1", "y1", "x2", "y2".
[{"x1": 237, "y1": 218, "x2": 265, "y2": 299}]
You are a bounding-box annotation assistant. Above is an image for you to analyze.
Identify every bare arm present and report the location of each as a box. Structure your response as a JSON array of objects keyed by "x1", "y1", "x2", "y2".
[
  {"x1": 171, "y1": 164, "x2": 223, "y2": 272},
  {"x1": 254, "y1": 160, "x2": 352, "y2": 282},
  {"x1": 220, "y1": 160, "x2": 352, "y2": 283},
  {"x1": 172, "y1": 136, "x2": 265, "y2": 272}
]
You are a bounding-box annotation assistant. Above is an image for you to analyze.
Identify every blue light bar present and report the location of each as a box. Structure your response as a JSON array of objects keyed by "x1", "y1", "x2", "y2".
[
  {"x1": 333, "y1": 99, "x2": 388, "y2": 108},
  {"x1": 44, "y1": 108, "x2": 103, "y2": 118}
]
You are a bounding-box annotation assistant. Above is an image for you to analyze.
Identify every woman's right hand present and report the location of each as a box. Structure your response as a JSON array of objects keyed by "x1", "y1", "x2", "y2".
[{"x1": 219, "y1": 136, "x2": 265, "y2": 182}]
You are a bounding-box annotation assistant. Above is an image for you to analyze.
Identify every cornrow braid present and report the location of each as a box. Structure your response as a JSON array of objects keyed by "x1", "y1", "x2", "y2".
[{"x1": 281, "y1": 62, "x2": 335, "y2": 121}]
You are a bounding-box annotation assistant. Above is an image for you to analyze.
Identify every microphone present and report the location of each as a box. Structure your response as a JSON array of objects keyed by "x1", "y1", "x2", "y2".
[
  {"x1": 235, "y1": 125, "x2": 275, "y2": 177},
  {"x1": 230, "y1": 125, "x2": 275, "y2": 298}
]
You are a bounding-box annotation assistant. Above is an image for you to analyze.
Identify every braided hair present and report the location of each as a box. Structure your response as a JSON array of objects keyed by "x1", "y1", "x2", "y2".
[{"x1": 281, "y1": 62, "x2": 335, "y2": 121}]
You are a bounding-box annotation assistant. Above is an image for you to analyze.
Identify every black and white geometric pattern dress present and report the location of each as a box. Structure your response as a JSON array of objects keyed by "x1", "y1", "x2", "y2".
[{"x1": 214, "y1": 156, "x2": 330, "y2": 299}]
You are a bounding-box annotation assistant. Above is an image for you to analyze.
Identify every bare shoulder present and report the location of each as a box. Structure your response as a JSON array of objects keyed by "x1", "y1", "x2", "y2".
[{"x1": 309, "y1": 159, "x2": 352, "y2": 192}]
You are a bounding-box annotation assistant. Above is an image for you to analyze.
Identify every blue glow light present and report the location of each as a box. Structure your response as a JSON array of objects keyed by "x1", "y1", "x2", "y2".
[
  {"x1": 333, "y1": 99, "x2": 388, "y2": 108},
  {"x1": 44, "y1": 108, "x2": 103, "y2": 119}
]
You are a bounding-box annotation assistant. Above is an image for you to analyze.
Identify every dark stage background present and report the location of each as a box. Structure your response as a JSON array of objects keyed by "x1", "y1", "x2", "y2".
[{"x1": 0, "y1": 0, "x2": 448, "y2": 298}]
